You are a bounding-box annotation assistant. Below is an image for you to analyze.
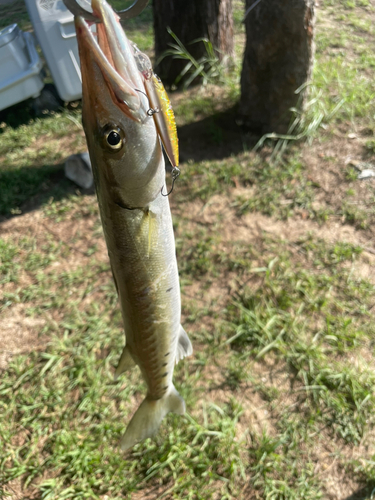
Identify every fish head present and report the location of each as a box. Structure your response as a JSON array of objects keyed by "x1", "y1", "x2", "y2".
[{"x1": 75, "y1": 0, "x2": 164, "y2": 208}]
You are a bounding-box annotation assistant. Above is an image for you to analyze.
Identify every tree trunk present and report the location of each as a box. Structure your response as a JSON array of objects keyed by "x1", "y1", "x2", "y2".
[
  {"x1": 240, "y1": 0, "x2": 315, "y2": 134},
  {"x1": 153, "y1": 0, "x2": 234, "y2": 86}
]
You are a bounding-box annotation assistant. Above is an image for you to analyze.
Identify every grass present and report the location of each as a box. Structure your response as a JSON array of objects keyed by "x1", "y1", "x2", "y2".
[
  {"x1": 0, "y1": 109, "x2": 86, "y2": 216},
  {"x1": 226, "y1": 238, "x2": 375, "y2": 445},
  {"x1": 1, "y1": 0, "x2": 375, "y2": 499},
  {"x1": 0, "y1": 0, "x2": 31, "y2": 31},
  {"x1": 1, "y1": 221, "x2": 375, "y2": 498},
  {"x1": 157, "y1": 28, "x2": 229, "y2": 89}
]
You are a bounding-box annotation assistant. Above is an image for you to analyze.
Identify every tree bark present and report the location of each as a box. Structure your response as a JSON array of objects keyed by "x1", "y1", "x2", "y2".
[
  {"x1": 240, "y1": 0, "x2": 315, "y2": 134},
  {"x1": 153, "y1": 0, "x2": 234, "y2": 86}
]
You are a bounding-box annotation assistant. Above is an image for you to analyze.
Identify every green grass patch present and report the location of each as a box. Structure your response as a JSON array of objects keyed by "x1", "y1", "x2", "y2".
[
  {"x1": 0, "y1": 0, "x2": 31, "y2": 31},
  {"x1": 225, "y1": 238, "x2": 375, "y2": 446},
  {"x1": 0, "y1": 111, "x2": 86, "y2": 216},
  {"x1": 2, "y1": 233, "x2": 374, "y2": 498},
  {"x1": 1, "y1": 0, "x2": 375, "y2": 498}
]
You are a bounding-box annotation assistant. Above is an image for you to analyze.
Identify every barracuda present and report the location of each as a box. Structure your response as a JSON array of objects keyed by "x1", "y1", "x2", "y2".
[{"x1": 70, "y1": 0, "x2": 192, "y2": 451}]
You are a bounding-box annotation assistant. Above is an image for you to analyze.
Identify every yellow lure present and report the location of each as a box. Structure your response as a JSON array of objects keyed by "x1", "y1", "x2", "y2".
[
  {"x1": 144, "y1": 74, "x2": 179, "y2": 169},
  {"x1": 132, "y1": 45, "x2": 179, "y2": 169}
]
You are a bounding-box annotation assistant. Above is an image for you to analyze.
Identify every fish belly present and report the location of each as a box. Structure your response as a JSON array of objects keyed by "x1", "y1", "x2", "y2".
[{"x1": 100, "y1": 192, "x2": 180, "y2": 399}]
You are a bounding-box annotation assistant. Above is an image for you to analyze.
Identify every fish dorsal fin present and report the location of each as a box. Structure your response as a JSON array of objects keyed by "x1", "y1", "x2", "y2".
[{"x1": 176, "y1": 326, "x2": 193, "y2": 364}]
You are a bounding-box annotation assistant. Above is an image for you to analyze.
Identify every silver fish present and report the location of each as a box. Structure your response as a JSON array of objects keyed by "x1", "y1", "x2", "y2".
[{"x1": 73, "y1": 0, "x2": 192, "y2": 451}]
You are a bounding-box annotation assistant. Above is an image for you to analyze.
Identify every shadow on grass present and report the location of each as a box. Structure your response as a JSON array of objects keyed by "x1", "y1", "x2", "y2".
[
  {"x1": 178, "y1": 105, "x2": 261, "y2": 164},
  {"x1": 344, "y1": 482, "x2": 375, "y2": 500},
  {"x1": 0, "y1": 104, "x2": 259, "y2": 220},
  {"x1": 0, "y1": 88, "x2": 71, "y2": 130},
  {"x1": 0, "y1": 161, "x2": 94, "y2": 221},
  {"x1": 0, "y1": 99, "x2": 38, "y2": 130},
  {"x1": 0, "y1": 96, "x2": 64, "y2": 129}
]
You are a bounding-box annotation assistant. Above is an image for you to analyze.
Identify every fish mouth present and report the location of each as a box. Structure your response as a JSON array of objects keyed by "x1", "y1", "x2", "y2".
[{"x1": 75, "y1": 0, "x2": 147, "y2": 122}]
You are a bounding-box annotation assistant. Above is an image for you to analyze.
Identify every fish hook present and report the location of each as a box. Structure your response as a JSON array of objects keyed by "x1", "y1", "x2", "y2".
[
  {"x1": 161, "y1": 166, "x2": 180, "y2": 197},
  {"x1": 63, "y1": 0, "x2": 149, "y2": 22},
  {"x1": 135, "y1": 89, "x2": 159, "y2": 116}
]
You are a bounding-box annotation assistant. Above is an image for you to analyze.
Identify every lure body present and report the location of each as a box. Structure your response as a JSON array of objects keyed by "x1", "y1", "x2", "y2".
[
  {"x1": 145, "y1": 75, "x2": 179, "y2": 169},
  {"x1": 132, "y1": 45, "x2": 179, "y2": 169}
]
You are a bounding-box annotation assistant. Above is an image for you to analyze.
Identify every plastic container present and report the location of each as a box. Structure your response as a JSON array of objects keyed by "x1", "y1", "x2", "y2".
[
  {"x1": 0, "y1": 24, "x2": 44, "y2": 111},
  {"x1": 24, "y1": 0, "x2": 82, "y2": 102}
]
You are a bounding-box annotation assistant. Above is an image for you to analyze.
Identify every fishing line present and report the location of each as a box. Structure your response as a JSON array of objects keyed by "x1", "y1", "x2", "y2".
[{"x1": 244, "y1": 0, "x2": 263, "y2": 20}]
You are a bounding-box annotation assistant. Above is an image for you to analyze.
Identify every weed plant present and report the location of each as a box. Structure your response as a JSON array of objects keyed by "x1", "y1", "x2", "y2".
[{"x1": 158, "y1": 28, "x2": 232, "y2": 89}]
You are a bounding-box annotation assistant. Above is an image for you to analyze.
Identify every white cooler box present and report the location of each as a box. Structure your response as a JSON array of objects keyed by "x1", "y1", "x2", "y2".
[
  {"x1": 0, "y1": 24, "x2": 44, "y2": 111},
  {"x1": 25, "y1": 0, "x2": 82, "y2": 102}
]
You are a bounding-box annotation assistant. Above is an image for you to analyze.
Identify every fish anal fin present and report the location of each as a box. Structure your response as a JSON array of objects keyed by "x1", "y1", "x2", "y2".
[
  {"x1": 115, "y1": 345, "x2": 136, "y2": 380},
  {"x1": 120, "y1": 385, "x2": 185, "y2": 451},
  {"x1": 176, "y1": 325, "x2": 193, "y2": 364}
]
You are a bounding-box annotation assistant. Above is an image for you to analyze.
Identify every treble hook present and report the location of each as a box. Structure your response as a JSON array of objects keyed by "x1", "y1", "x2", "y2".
[
  {"x1": 63, "y1": 0, "x2": 149, "y2": 22},
  {"x1": 161, "y1": 167, "x2": 180, "y2": 197}
]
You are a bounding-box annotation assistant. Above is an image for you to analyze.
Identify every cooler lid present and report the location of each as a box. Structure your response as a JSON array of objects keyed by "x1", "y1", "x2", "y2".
[{"x1": 0, "y1": 24, "x2": 21, "y2": 49}]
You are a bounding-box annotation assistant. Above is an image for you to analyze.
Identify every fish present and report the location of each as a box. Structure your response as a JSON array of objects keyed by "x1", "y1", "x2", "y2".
[{"x1": 73, "y1": 0, "x2": 192, "y2": 451}]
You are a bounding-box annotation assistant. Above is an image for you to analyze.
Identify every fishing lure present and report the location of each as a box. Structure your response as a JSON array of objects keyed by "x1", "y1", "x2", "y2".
[{"x1": 133, "y1": 45, "x2": 179, "y2": 171}]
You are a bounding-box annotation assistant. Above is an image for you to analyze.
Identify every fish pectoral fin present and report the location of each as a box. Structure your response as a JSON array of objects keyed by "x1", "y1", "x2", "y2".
[
  {"x1": 114, "y1": 345, "x2": 136, "y2": 380},
  {"x1": 120, "y1": 385, "x2": 185, "y2": 451},
  {"x1": 110, "y1": 262, "x2": 119, "y2": 295},
  {"x1": 176, "y1": 325, "x2": 193, "y2": 364}
]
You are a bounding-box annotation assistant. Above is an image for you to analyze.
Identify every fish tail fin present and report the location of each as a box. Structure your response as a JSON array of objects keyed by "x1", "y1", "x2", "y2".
[
  {"x1": 176, "y1": 325, "x2": 193, "y2": 364},
  {"x1": 120, "y1": 385, "x2": 185, "y2": 451}
]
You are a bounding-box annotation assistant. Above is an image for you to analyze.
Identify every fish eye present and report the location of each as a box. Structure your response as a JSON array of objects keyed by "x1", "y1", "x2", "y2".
[{"x1": 103, "y1": 127, "x2": 124, "y2": 151}]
